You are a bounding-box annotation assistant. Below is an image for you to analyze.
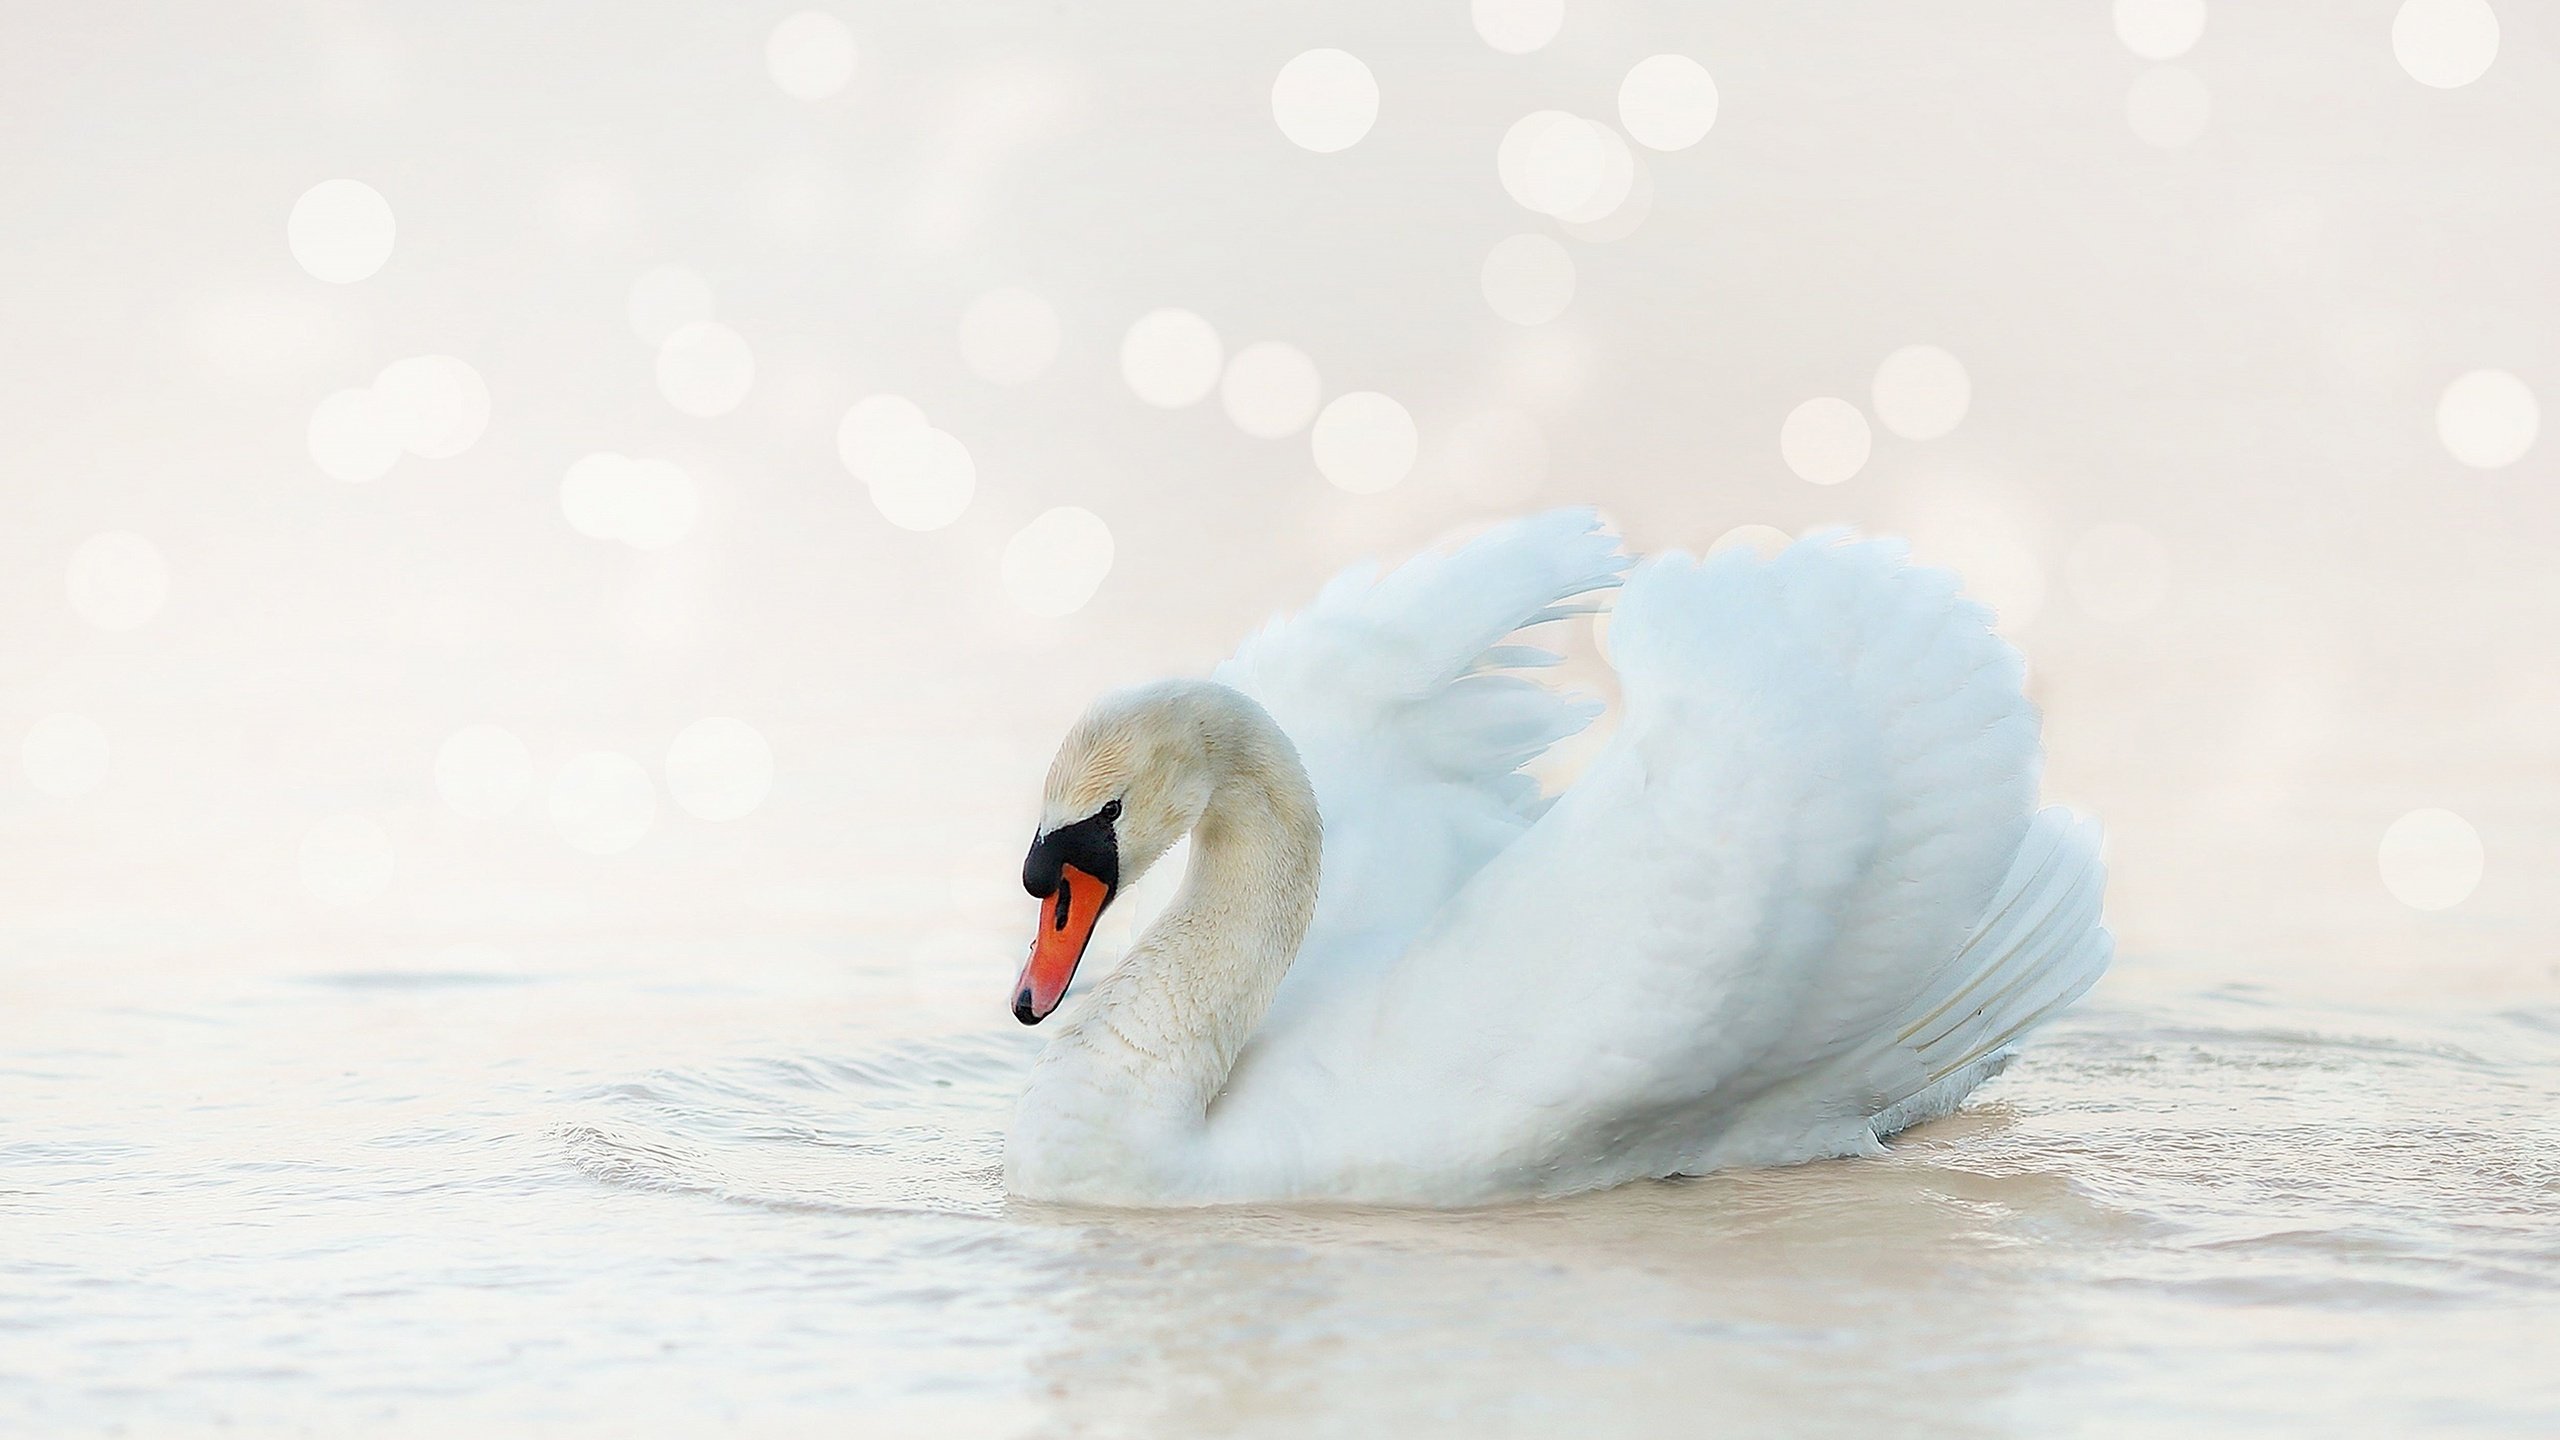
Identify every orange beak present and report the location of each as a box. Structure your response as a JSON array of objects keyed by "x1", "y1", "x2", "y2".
[{"x1": 1014, "y1": 863, "x2": 1108, "y2": 1025}]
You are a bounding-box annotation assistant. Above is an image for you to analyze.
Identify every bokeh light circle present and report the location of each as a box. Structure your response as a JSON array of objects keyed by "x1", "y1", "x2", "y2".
[
  {"x1": 1498, "y1": 112, "x2": 1586, "y2": 214},
  {"x1": 308, "y1": 387, "x2": 404, "y2": 483},
  {"x1": 372, "y1": 355, "x2": 490, "y2": 458},
  {"x1": 959, "y1": 288, "x2": 1062, "y2": 386},
  {"x1": 1472, "y1": 0, "x2": 1563, "y2": 54},
  {"x1": 2378, "y1": 808, "x2": 2484, "y2": 910},
  {"x1": 548, "y1": 751, "x2": 658, "y2": 855},
  {"x1": 1499, "y1": 111, "x2": 1631, "y2": 218},
  {"x1": 2393, "y1": 0, "x2": 2500, "y2": 89},
  {"x1": 2434, "y1": 369, "x2": 2537, "y2": 469},
  {"x1": 666, "y1": 717, "x2": 775, "y2": 822},
  {"x1": 1560, "y1": 153, "x2": 1654, "y2": 244},
  {"x1": 1617, "y1": 56, "x2": 1719, "y2": 151},
  {"x1": 1556, "y1": 125, "x2": 1636, "y2": 225},
  {"x1": 656, "y1": 321, "x2": 755, "y2": 417},
  {"x1": 1312, "y1": 392, "x2": 1418, "y2": 494},
  {"x1": 1271, "y1": 49, "x2": 1378, "y2": 153},
  {"x1": 2064, "y1": 522, "x2": 2169, "y2": 623},
  {"x1": 21, "y1": 713, "x2": 109, "y2": 799},
  {"x1": 66, "y1": 532, "x2": 168, "y2": 632},
  {"x1": 1001, "y1": 507, "x2": 1117, "y2": 618},
  {"x1": 1481, "y1": 234, "x2": 1577, "y2": 325},
  {"x1": 1779, "y1": 398, "x2": 1872, "y2": 485},
  {"x1": 766, "y1": 12, "x2": 858, "y2": 100},
  {"x1": 300, "y1": 814, "x2": 396, "y2": 907},
  {"x1": 864, "y1": 427, "x2": 976, "y2": 531},
  {"x1": 2113, "y1": 0, "x2": 2207, "y2": 60},
  {"x1": 435, "y1": 723, "x2": 535, "y2": 819},
  {"x1": 1710, "y1": 524, "x2": 1794, "y2": 558},
  {"x1": 1445, "y1": 408, "x2": 1547, "y2": 506},
  {"x1": 1221, "y1": 342, "x2": 1323, "y2": 439},
  {"x1": 1871, "y1": 345, "x2": 1972, "y2": 440},
  {"x1": 288, "y1": 179, "x2": 395, "y2": 284},
  {"x1": 1121, "y1": 308, "x2": 1224, "y2": 408},
  {"x1": 560, "y1": 454, "x2": 628, "y2": 540},
  {"x1": 2126, "y1": 66, "x2": 2210, "y2": 147},
  {"x1": 628, "y1": 265, "x2": 715, "y2": 345},
  {"x1": 837, "y1": 394, "x2": 931, "y2": 474}
]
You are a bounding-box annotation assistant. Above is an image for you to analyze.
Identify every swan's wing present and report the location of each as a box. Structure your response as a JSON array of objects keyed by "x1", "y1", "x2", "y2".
[
  {"x1": 1245, "y1": 534, "x2": 2107, "y2": 1199},
  {"x1": 1212, "y1": 509, "x2": 1630, "y2": 1015}
]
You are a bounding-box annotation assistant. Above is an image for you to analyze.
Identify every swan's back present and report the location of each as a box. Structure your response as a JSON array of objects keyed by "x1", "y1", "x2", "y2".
[{"x1": 1211, "y1": 526, "x2": 2110, "y2": 1204}]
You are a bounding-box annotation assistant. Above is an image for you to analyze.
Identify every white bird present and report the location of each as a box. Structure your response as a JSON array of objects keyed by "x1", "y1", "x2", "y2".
[{"x1": 1004, "y1": 510, "x2": 2110, "y2": 1207}]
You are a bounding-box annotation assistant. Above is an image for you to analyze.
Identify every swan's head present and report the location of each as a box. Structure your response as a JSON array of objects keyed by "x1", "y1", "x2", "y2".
[{"x1": 1014, "y1": 682, "x2": 1216, "y2": 1025}]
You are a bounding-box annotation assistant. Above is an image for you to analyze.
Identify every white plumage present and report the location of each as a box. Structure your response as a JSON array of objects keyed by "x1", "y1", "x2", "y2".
[{"x1": 1005, "y1": 509, "x2": 2111, "y2": 1206}]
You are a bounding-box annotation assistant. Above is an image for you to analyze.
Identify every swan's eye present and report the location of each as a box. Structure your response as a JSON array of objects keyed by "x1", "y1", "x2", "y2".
[{"x1": 1100, "y1": 798, "x2": 1121, "y2": 822}]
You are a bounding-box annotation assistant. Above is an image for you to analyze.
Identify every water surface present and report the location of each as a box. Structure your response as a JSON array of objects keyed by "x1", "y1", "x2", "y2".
[{"x1": 11, "y1": 884, "x2": 2556, "y2": 1437}]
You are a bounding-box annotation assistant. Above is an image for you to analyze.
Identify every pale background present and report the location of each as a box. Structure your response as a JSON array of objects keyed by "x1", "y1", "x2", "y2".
[{"x1": 5, "y1": 3, "x2": 2555, "y2": 1436}]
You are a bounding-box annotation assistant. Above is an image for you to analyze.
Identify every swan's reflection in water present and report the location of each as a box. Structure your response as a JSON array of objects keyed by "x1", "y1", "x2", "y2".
[{"x1": 1000, "y1": 1148, "x2": 2101, "y2": 1439}]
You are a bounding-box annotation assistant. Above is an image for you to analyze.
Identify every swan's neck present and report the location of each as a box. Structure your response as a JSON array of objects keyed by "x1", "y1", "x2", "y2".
[{"x1": 1014, "y1": 689, "x2": 1320, "y2": 1192}]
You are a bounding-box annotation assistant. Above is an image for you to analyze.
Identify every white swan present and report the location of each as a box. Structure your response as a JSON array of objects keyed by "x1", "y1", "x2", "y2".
[{"x1": 1003, "y1": 510, "x2": 2110, "y2": 1207}]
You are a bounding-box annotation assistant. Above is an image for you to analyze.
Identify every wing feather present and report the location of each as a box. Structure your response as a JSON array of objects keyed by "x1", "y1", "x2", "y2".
[
  {"x1": 1211, "y1": 509, "x2": 1631, "y2": 1010},
  {"x1": 1235, "y1": 533, "x2": 2105, "y2": 1199}
]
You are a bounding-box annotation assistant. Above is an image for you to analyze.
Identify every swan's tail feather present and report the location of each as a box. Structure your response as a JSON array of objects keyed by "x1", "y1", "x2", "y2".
[{"x1": 1869, "y1": 807, "x2": 2112, "y2": 1135}]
